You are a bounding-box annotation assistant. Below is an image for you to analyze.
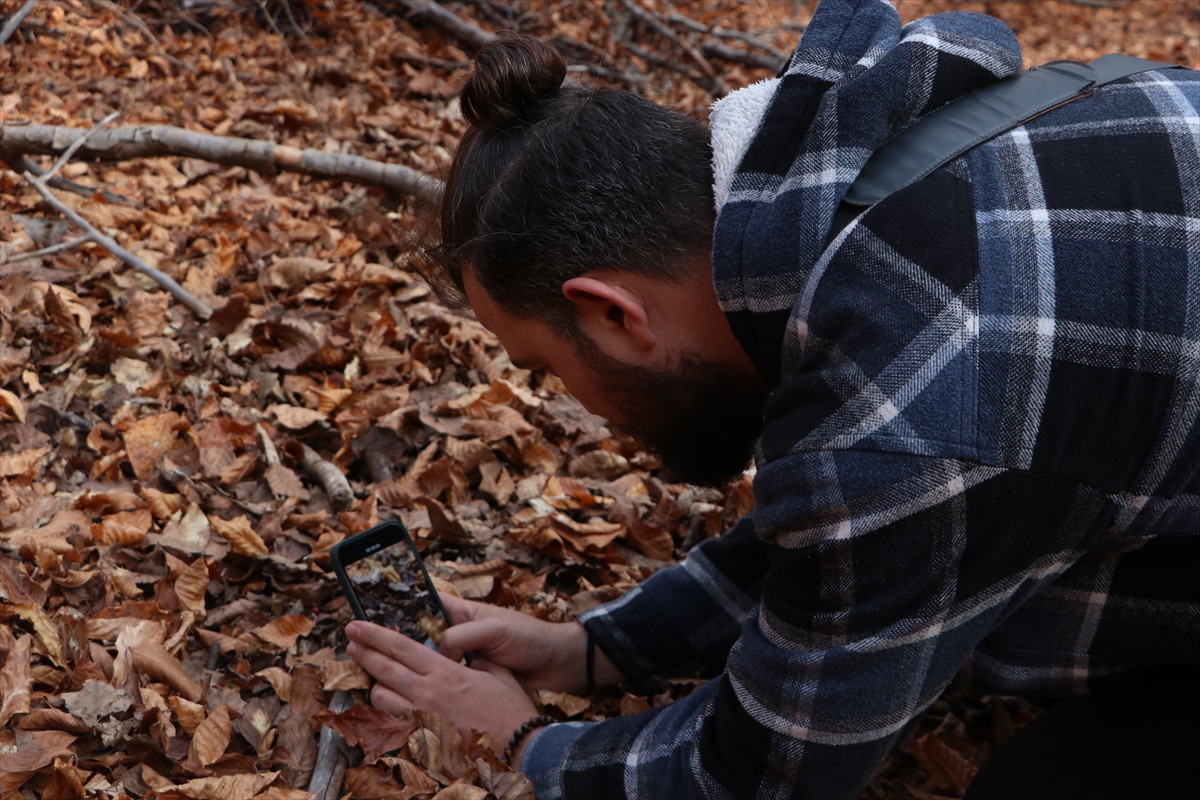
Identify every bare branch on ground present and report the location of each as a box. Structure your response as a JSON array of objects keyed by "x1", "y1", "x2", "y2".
[
  {"x1": 0, "y1": 123, "x2": 445, "y2": 202},
  {"x1": 21, "y1": 170, "x2": 214, "y2": 317},
  {"x1": 0, "y1": 0, "x2": 38, "y2": 49}
]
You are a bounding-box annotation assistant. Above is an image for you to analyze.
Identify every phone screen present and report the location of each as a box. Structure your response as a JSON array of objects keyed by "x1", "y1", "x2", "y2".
[{"x1": 334, "y1": 523, "x2": 450, "y2": 648}]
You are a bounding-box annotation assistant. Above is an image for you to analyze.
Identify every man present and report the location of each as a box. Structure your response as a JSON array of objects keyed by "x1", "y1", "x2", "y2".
[{"x1": 347, "y1": 1, "x2": 1200, "y2": 797}]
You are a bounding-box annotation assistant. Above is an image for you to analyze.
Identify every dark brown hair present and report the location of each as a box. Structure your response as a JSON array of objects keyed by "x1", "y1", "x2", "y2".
[{"x1": 420, "y1": 35, "x2": 715, "y2": 330}]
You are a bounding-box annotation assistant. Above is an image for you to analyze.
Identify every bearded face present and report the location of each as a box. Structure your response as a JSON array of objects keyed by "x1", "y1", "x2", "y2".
[{"x1": 569, "y1": 335, "x2": 769, "y2": 488}]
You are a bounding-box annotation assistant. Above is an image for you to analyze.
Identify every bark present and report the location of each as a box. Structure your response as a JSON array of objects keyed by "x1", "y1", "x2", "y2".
[{"x1": 0, "y1": 123, "x2": 444, "y2": 202}]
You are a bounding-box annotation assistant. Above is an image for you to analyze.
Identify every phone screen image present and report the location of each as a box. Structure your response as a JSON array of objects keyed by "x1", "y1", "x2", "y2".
[{"x1": 333, "y1": 523, "x2": 451, "y2": 648}]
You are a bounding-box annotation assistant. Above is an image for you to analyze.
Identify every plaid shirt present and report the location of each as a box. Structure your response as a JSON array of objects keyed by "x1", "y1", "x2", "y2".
[{"x1": 521, "y1": 1, "x2": 1200, "y2": 798}]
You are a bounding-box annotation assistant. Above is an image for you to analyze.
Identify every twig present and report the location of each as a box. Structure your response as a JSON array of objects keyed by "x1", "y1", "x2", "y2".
[
  {"x1": 254, "y1": 0, "x2": 330, "y2": 138},
  {"x1": 308, "y1": 689, "x2": 354, "y2": 800},
  {"x1": 398, "y1": 0, "x2": 497, "y2": 51},
  {"x1": 701, "y1": 40, "x2": 783, "y2": 73},
  {"x1": 0, "y1": 0, "x2": 38, "y2": 49},
  {"x1": 288, "y1": 441, "x2": 354, "y2": 510},
  {"x1": 567, "y1": 63, "x2": 649, "y2": 88},
  {"x1": 4, "y1": 234, "x2": 90, "y2": 263},
  {"x1": 44, "y1": 110, "x2": 121, "y2": 181},
  {"x1": 22, "y1": 171, "x2": 213, "y2": 317},
  {"x1": 87, "y1": 0, "x2": 198, "y2": 75},
  {"x1": 0, "y1": 123, "x2": 444, "y2": 202},
  {"x1": 664, "y1": 11, "x2": 789, "y2": 62},
  {"x1": 618, "y1": 0, "x2": 718, "y2": 83},
  {"x1": 6, "y1": 152, "x2": 143, "y2": 208}
]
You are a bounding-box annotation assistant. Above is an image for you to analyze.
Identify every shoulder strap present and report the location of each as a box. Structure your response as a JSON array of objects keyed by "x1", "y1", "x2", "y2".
[{"x1": 841, "y1": 54, "x2": 1183, "y2": 209}]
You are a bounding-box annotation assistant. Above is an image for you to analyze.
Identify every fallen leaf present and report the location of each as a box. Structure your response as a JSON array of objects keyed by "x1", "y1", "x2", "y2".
[
  {"x1": 253, "y1": 614, "x2": 315, "y2": 649},
  {"x1": 61, "y1": 679, "x2": 131, "y2": 727},
  {"x1": 174, "y1": 556, "x2": 209, "y2": 617},
  {"x1": 914, "y1": 731, "x2": 978, "y2": 795},
  {"x1": 535, "y1": 690, "x2": 591, "y2": 719},
  {"x1": 209, "y1": 514, "x2": 269, "y2": 557},
  {"x1": 0, "y1": 631, "x2": 32, "y2": 727},
  {"x1": 315, "y1": 704, "x2": 417, "y2": 763},
  {"x1": 174, "y1": 771, "x2": 279, "y2": 800},
  {"x1": 128, "y1": 642, "x2": 203, "y2": 702},
  {"x1": 321, "y1": 659, "x2": 370, "y2": 691},
  {"x1": 123, "y1": 412, "x2": 181, "y2": 481},
  {"x1": 186, "y1": 702, "x2": 232, "y2": 772}
]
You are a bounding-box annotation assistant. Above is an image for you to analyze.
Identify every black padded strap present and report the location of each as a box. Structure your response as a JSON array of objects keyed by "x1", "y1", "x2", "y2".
[{"x1": 842, "y1": 54, "x2": 1182, "y2": 209}]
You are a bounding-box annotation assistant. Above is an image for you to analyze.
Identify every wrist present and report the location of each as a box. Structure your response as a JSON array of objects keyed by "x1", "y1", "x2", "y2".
[{"x1": 505, "y1": 714, "x2": 555, "y2": 770}]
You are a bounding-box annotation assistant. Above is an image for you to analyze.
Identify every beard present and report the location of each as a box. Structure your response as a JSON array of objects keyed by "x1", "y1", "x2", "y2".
[{"x1": 572, "y1": 337, "x2": 769, "y2": 488}]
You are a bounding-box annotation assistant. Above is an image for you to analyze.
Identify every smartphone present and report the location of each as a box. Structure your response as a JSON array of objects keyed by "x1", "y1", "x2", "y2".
[{"x1": 330, "y1": 520, "x2": 453, "y2": 649}]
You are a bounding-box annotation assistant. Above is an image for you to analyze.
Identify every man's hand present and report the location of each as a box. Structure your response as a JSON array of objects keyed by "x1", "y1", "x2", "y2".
[
  {"x1": 437, "y1": 594, "x2": 625, "y2": 694},
  {"x1": 346, "y1": 620, "x2": 537, "y2": 759}
]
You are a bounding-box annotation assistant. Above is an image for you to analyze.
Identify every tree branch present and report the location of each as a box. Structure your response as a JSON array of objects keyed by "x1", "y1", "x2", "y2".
[
  {"x1": 397, "y1": 0, "x2": 496, "y2": 51},
  {"x1": 0, "y1": 0, "x2": 38, "y2": 49},
  {"x1": 2, "y1": 152, "x2": 142, "y2": 207},
  {"x1": 22, "y1": 170, "x2": 214, "y2": 318},
  {"x1": 0, "y1": 123, "x2": 444, "y2": 202}
]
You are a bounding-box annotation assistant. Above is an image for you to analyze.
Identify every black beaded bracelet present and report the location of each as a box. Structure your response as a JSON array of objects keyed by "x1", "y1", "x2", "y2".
[{"x1": 504, "y1": 715, "x2": 556, "y2": 766}]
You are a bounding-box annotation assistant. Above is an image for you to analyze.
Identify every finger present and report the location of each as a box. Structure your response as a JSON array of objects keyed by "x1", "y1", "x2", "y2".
[
  {"x1": 369, "y1": 682, "x2": 414, "y2": 718},
  {"x1": 350, "y1": 641, "x2": 423, "y2": 692},
  {"x1": 438, "y1": 617, "x2": 510, "y2": 663},
  {"x1": 347, "y1": 621, "x2": 446, "y2": 675},
  {"x1": 441, "y1": 593, "x2": 491, "y2": 625}
]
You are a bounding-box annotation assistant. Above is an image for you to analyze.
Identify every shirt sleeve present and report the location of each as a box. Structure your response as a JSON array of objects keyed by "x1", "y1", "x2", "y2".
[
  {"x1": 578, "y1": 515, "x2": 771, "y2": 690},
  {"x1": 521, "y1": 450, "x2": 1108, "y2": 800}
]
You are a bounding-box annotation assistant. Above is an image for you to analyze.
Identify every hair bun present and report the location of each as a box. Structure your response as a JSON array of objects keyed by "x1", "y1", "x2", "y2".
[{"x1": 460, "y1": 35, "x2": 567, "y2": 130}]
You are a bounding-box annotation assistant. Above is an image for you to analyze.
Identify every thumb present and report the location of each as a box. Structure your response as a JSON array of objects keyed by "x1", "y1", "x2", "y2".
[
  {"x1": 440, "y1": 593, "x2": 488, "y2": 625},
  {"x1": 438, "y1": 617, "x2": 509, "y2": 664}
]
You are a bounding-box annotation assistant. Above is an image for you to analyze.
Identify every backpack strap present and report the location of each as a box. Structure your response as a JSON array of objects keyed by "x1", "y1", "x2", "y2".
[{"x1": 840, "y1": 54, "x2": 1183, "y2": 210}]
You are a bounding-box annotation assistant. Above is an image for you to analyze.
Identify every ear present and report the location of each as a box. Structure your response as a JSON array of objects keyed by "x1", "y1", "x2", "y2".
[{"x1": 561, "y1": 276, "x2": 657, "y2": 356}]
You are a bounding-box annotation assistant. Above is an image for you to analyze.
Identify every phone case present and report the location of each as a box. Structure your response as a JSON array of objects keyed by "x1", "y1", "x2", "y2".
[{"x1": 330, "y1": 520, "x2": 453, "y2": 634}]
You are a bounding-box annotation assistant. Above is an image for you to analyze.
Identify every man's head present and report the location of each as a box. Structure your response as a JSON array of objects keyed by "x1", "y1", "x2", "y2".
[{"x1": 422, "y1": 36, "x2": 768, "y2": 486}]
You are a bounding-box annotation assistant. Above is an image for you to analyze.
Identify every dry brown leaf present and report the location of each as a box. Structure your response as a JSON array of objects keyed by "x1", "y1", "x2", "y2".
[
  {"x1": 209, "y1": 514, "x2": 269, "y2": 557},
  {"x1": 10, "y1": 603, "x2": 67, "y2": 667},
  {"x1": 315, "y1": 704, "x2": 417, "y2": 763},
  {"x1": 0, "y1": 446, "x2": 48, "y2": 479},
  {"x1": 0, "y1": 730, "x2": 76, "y2": 783},
  {"x1": 415, "y1": 709, "x2": 467, "y2": 778},
  {"x1": 432, "y1": 782, "x2": 491, "y2": 800},
  {"x1": 92, "y1": 508, "x2": 153, "y2": 546},
  {"x1": 535, "y1": 690, "x2": 591, "y2": 719},
  {"x1": 170, "y1": 695, "x2": 207, "y2": 736},
  {"x1": 255, "y1": 666, "x2": 293, "y2": 701},
  {"x1": 0, "y1": 631, "x2": 32, "y2": 727},
  {"x1": 0, "y1": 388, "x2": 26, "y2": 423},
  {"x1": 111, "y1": 619, "x2": 165, "y2": 688},
  {"x1": 269, "y1": 404, "x2": 327, "y2": 429},
  {"x1": 123, "y1": 412, "x2": 181, "y2": 481},
  {"x1": 619, "y1": 693, "x2": 651, "y2": 716},
  {"x1": 186, "y1": 702, "x2": 232, "y2": 772},
  {"x1": 252, "y1": 614, "x2": 315, "y2": 650},
  {"x1": 913, "y1": 732, "x2": 978, "y2": 795},
  {"x1": 174, "y1": 771, "x2": 279, "y2": 800},
  {"x1": 265, "y1": 462, "x2": 309, "y2": 500},
  {"x1": 321, "y1": 659, "x2": 371, "y2": 691},
  {"x1": 175, "y1": 556, "x2": 209, "y2": 618},
  {"x1": 253, "y1": 788, "x2": 318, "y2": 800},
  {"x1": 128, "y1": 641, "x2": 203, "y2": 702},
  {"x1": 16, "y1": 708, "x2": 90, "y2": 734},
  {"x1": 343, "y1": 764, "x2": 405, "y2": 799},
  {"x1": 408, "y1": 726, "x2": 443, "y2": 774},
  {"x1": 61, "y1": 679, "x2": 131, "y2": 727}
]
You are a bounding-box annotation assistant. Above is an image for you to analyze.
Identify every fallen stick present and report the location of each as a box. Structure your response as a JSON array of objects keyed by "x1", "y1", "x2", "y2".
[
  {"x1": 397, "y1": 0, "x2": 496, "y2": 50},
  {"x1": 289, "y1": 441, "x2": 354, "y2": 510},
  {"x1": 5, "y1": 152, "x2": 142, "y2": 207},
  {"x1": 618, "y1": 0, "x2": 719, "y2": 83},
  {"x1": 308, "y1": 689, "x2": 354, "y2": 800},
  {"x1": 0, "y1": 123, "x2": 445, "y2": 202},
  {"x1": 664, "y1": 12, "x2": 790, "y2": 63},
  {"x1": 22, "y1": 170, "x2": 213, "y2": 317},
  {"x1": 702, "y1": 40, "x2": 784, "y2": 73},
  {"x1": 0, "y1": 0, "x2": 38, "y2": 49}
]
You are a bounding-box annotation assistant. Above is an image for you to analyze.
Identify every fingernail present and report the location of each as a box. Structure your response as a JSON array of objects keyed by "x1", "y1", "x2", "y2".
[
  {"x1": 347, "y1": 642, "x2": 358, "y2": 657},
  {"x1": 347, "y1": 622, "x2": 361, "y2": 639}
]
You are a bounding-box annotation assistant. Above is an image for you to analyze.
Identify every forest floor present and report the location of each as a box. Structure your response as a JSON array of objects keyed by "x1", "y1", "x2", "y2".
[{"x1": 0, "y1": 1, "x2": 1196, "y2": 799}]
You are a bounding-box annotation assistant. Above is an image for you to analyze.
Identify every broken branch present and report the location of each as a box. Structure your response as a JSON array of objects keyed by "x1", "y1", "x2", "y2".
[
  {"x1": 0, "y1": 123, "x2": 444, "y2": 202},
  {"x1": 22, "y1": 170, "x2": 214, "y2": 318},
  {"x1": 0, "y1": 0, "x2": 38, "y2": 49},
  {"x1": 397, "y1": 0, "x2": 496, "y2": 50}
]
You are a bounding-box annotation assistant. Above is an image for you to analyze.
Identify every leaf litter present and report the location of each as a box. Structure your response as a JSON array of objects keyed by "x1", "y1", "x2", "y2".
[{"x1": 0, "y1": 1, "x2": 1192, "y2": 799}]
